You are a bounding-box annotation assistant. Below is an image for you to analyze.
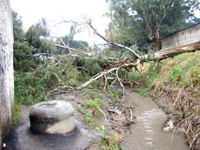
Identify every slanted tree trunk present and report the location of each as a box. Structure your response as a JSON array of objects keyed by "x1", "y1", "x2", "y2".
[{"x1": 0, "y1": 0, "x2": 14, "y2": 147}]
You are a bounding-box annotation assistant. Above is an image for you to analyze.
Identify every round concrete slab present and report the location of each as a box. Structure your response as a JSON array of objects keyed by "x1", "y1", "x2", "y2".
[{"x1": 29, "y1": 100, "x2": 75, "y2": 134}]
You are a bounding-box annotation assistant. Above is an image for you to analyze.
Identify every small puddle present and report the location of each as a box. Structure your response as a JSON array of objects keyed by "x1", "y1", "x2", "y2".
[{"x1": 121, "y1": 90, "x2": 188, "y2": 150}]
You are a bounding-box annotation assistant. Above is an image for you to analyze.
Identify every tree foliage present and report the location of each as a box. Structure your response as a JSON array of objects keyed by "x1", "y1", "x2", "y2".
[
  {"x1": 55, "y1": 25, "x2": 89, "y2": 54},
  {"x1": 106, "y1": 0, "x2": 200, "y2": 51},
  {"x1": 25, "y1": 18, "x2": 56, "y2": 53},
  {"x1": 12, "y1": 10, "x2": 25, "y2": 42},
  {"x1": 13, "y1": 42, "x2": 36, "y2": 72},
  {"x1": 56, "y1": 34, "x2": 89, "y2": 53},
  {"x1": 25, "y1": 19, "x2": 48, "y2": 48}
]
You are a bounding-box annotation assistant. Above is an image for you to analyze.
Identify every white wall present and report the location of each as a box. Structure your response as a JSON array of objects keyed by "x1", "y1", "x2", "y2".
[{"x1": 162, "y1": 23, "x2": 200, "y2": 49}]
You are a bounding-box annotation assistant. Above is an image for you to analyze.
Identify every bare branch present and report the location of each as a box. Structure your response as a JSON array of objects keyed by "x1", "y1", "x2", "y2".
[
  {"x1": 53, "y1": 72, "x2": 65, "y2": 86},
  {"x1": 116, "y1": 68, "x2": 125, "y2": 101},
  {"x1": 86, "y1": 21, "x2": 141, "y2": 59},
  {"x1": 77, "y1": 59, "x2": 140, "y2": 90},
  {"x1": 53, "y1": 43, "x2": 90, "y2": 56}
]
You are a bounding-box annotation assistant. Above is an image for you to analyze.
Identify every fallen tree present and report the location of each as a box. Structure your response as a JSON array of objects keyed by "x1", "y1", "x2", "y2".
[{"x1": 52, "y1": 20, "x2": 200, "y2": 100}]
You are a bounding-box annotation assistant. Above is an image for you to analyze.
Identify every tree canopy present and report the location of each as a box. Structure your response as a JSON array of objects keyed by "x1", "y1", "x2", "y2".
[
  {"x1": 12, "y1": 10, "x2": 25, "y2": 42},
  {"x1": 106, "y1": 0, "x2": 200, "y2": 51},
  {"x1": 25, "y1": 18, "x2": 56, "y2": 54}
]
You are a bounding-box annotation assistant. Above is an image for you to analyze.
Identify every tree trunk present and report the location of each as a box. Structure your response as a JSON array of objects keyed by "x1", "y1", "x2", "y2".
[
  {"x1": 153, "y1": 36, "x2": 160, "y2": 52},
  {"x1": 149, "y1": 42, "x2": 200, "y2": 61},
  {"x1": 0, "y1": 0, "x2": 14, "y2": 147}
]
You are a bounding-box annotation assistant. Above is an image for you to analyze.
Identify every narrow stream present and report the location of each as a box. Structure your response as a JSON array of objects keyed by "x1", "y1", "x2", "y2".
[{"x1": 120, "y1": 90, "x2": 188, "y2": 150}]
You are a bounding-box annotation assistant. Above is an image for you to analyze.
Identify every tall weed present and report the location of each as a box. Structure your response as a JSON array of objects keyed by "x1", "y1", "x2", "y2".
[{"x1": 167, "y1": 67, "x2": 183, "y2": 85}]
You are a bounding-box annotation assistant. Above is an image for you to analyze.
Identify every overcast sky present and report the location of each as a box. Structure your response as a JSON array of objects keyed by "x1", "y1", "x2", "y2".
[
  {"x1": 10, "y1": 0, "x2": 110, "y2": 45},
  {"x1": 10, "y1": 0, "x2": 200, "y2": 45}
]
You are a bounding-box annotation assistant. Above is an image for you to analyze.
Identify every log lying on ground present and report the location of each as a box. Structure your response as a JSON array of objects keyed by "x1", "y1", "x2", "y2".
[
  {"x1": 107, "y1": 42, "x2": 200, "y2": 68},
  {"x1": 148, "y1": 42, "x2": 200, "y2": 62}
]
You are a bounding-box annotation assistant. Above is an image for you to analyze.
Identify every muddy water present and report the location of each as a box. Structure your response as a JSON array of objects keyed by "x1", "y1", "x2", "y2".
[{"x1": 121, "y1": 90, "x2": 188, "y2": 150}]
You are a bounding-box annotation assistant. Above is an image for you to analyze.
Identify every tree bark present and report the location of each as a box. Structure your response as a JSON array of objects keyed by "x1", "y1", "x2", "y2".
[
  {"x1": 153, "y1": 36, "x2": 160, "y2": 52},
  {"x1": 0, "y1": 0, "x2": 14, "y2": 147},
  {"x1": 149, "y1": 42, "x2": 200, "y2": 61}
]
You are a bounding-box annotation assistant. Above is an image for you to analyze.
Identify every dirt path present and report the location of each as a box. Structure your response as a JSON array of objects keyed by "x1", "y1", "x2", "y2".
[{"x1": 2, "y1": 104, "x2": 101, "y2": 150}]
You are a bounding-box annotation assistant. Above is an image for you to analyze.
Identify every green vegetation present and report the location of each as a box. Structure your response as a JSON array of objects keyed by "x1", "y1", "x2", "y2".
[
  {"x1": 96, "y1": 136, "x2": 120, "y2": 150},
  {"x1": 78, "y1": 96, "x2": 103, "y2": 127},
  {"x1": 14, "y1": 57, "x2": 89, "y2": 105},
  {"x1": 133, "y1": 86, "x2": 151, "y2": 97},
  {"x1": 78, "y1": 89, "x2": 104, "y2": 127},
  {"x1": 129, "y1": 63, "x2": 158, "y2": 96},
  {"x1": 55, "y1": 33, "x2": 89, "y2": 54},
  {"x1": 11, "y1": 2, "x2": 200, "y2": 148},
  {"x1": 12, "y1": 101, "x2": 20, "y2": 125},
  {"x1": 12, "y1": 10, "x2": 90, "y2": 124},
  {"x1": 131, "y1": 51, "x2": 200, "y2": 148},
  {"x1": 106, "y1": 0, "x2": 200, "y2": 51},
  {"x1": 167, "y1": 67, "x2": 183, "y2": 85}
]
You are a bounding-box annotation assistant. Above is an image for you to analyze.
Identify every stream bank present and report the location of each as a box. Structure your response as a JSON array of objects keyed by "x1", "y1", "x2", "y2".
[{"x1": 3, "y1": 88, "x2": 190, "y2": 149}]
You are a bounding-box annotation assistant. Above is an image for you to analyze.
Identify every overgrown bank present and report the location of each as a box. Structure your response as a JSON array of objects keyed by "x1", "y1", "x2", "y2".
[{"x1": 133, "y1": 51, "x2": 200, "y2": 149}]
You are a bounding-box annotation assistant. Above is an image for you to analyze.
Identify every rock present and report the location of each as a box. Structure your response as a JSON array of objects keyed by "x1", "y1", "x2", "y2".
[{"x1": 29, "y1": 100, "x2": 75, "y2": 134}]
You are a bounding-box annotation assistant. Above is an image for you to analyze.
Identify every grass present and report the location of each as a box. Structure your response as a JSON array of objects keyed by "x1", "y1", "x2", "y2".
[
  {"x1": 157, "y1": 51, "x2": 200, "y2": 85},
  {"x1": 77, "y1": 89, "x2": 105, "y2": 127},
  {"x1": 96, "y1": 136, "x2": 121, "y2": 150},
  {"x1": 129, "y1": 62, "x2": 158, "y2": 97},
  {"x1": 131, "y1": 51, "x2": 200, "y2": 98},
  {"x1": 166, "y1": 67, "x2": 183, "y2": 85},
  {"x1": 133, "y1": 86, "x2": 151, "y2": 97},
  {"x1": 12, "y1": 101, "x2": 20, "y2": 125},
  {"x1": 77, "y1": 88, "x2": 123, "y2": 149}
]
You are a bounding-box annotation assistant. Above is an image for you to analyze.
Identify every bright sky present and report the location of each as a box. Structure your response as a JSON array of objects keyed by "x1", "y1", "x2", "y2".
[
  {"x1": 10, "y1": 0, "x2": 110, "y2": 45},
  {"x1": 10, "y1": 0, "x2": 200, "y2": 46}
]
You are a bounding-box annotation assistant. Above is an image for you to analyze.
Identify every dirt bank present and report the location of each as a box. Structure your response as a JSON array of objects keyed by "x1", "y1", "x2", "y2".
[
  {"x1": 132, "y1": 51, "x2": 200, "y2": 150},
  {"x1": 150, "y1": 84, "x2": 200, "y2": 150}
]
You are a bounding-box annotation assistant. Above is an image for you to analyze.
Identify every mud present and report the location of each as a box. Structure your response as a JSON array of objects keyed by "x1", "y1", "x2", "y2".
[
  {"x1": 2, "y1": 90, "x2": 131, "y2": 150},
  {"x1": 3, "y1": 87, "x2": 194, "y2": 150},
  {"x1": 3, "y1": 121, "x2": 101, "y2": 150}
]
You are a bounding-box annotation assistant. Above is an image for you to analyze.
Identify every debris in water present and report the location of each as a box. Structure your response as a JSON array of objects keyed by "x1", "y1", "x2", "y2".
[
  {"x1": 163, "y1": 119, "x2": 174, "y2": 132},
  {"x1": 3, "y1": 143, "x2": 6, "y2": 147}
]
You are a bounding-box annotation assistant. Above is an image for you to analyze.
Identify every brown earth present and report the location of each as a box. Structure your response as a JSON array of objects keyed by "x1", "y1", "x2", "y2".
[{"x1": 2, "y1": 90, "x2": 133, "y2": 150}]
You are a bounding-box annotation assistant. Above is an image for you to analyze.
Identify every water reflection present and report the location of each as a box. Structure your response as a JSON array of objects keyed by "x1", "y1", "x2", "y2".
[{"x1": 121, "y1": 91, "x2": 188, "y2": 150}]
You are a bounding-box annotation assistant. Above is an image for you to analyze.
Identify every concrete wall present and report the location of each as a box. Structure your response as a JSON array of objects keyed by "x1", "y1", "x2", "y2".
[
  {"x1": 0, "y1": 0, "x2": 14, "y2": 149},
  {"x1": 162, "y1": 23, "x2": 200, "y2": 49}
]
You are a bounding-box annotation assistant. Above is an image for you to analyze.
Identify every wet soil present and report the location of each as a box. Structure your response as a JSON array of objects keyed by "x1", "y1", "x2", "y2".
[
  {"x1": 3, "y1": 86, "x2": 196, "y2": 150},
  {"x1": 3, "y1": 121, "x2": 101, "y2": 150},
  {"x1": 3, "y1": 90, "x2": 132, "y2": 150},
  {"x1": 3, "y1": 104, "x2": 101, "y2": 150}
]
